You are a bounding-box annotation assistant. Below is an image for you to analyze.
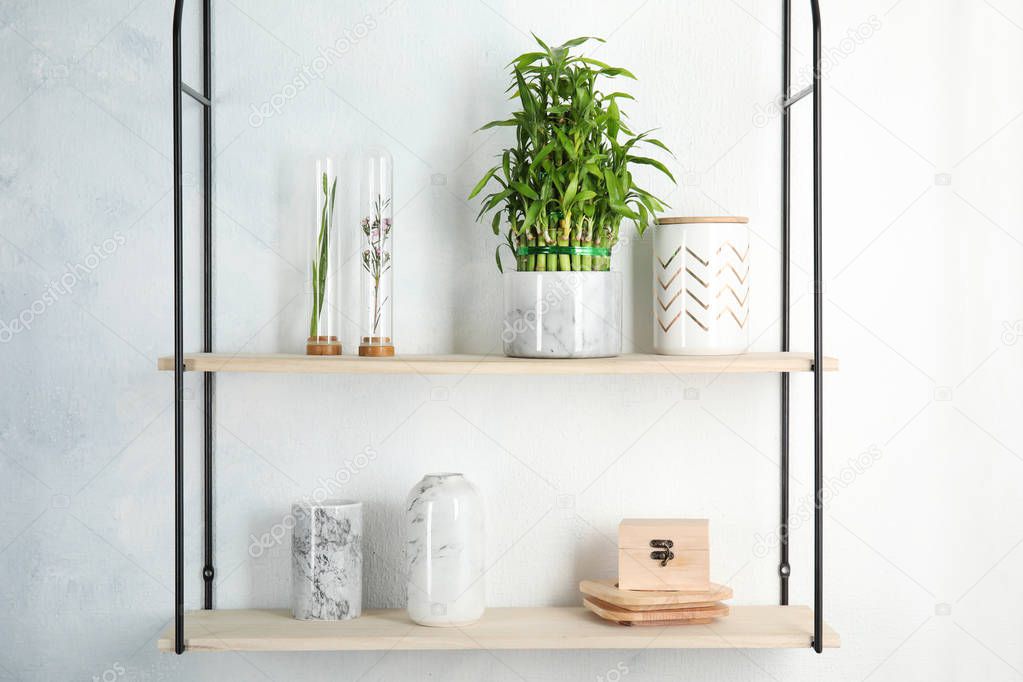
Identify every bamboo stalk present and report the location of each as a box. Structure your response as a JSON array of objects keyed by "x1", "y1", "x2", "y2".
[
  {"x1": 581, "y1": 221, "x2": 593, "y2": 272},
  {"x1": 557, "y1": 217, "x2": 571, "y2": 272}
]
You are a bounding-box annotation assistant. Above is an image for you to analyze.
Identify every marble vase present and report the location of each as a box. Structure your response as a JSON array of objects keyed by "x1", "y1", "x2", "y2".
[
  {"x1": 291, "y1": 500, "x2": 362, "y2": 620},
  {"x1": 405, "y1": 473, "x2": 485, "y2": 627},
  {"x1": 502, "y1": 271, "x2": 623, "y2": 358}
]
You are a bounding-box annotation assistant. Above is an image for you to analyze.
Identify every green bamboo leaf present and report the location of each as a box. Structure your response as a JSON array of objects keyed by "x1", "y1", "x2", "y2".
[
  {"x1": 563, "y1": 174, "x2": 579, "y2": 208},
  {"x1": 560, "y1": 36, "x2": 603, "y2": 49},
  {"x1": 510, "y1": 51, "x2": 546, "y2": 68},
  {"x1": 468, "y1": 166, "x2": 499, "y2": 200},
  {"x1": 491, "y1": 211, "x2": 502, "y2": 235},
  {"x1": 522, "y1": 200, "x2": 543, "y2": 231},
  {"x1": 627, "y1": 155, "x2": 676, "y2": 182},
  {"x1": 578, "y1": 57, "x2": 613, "y2": 69},
  {"x1": 608, "y1": 99, "x2": 620, "y2": 140},
  {"x1": 514, "y1": 69, "x2": 536, "y2": 116},
  {"x1": 477, "y1": 119, "x2": 518, "y2": 131},
  {"x1": 600, "y1": 67, "x2": 637, "y2": 79},
  {"x1": 529, "y1": 141, "x2": 557, "y2": 173},
  {"x1": 644, "y1": 138, "x2": 674, "y2": 155},
  {"x1": 554, "y1": 127, "x2": 576, "y2": 159},
  {"x1": 604, "y1": 169, "x2": 622, "y2": 204},
  {"x1": 610, "y1": 202, "x2": 640, "y2": 220},
  {"x1": 511, "y1": 182, "x2": 539, "y2": 200},
  {"x1": 484, "y1": 188, "x2": 514, "y2": 212}
]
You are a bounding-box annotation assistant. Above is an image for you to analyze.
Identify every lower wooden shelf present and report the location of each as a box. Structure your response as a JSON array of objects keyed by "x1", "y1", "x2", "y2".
[{"x1": 158, "y1": 605, "x2": 839, "y2": 652}]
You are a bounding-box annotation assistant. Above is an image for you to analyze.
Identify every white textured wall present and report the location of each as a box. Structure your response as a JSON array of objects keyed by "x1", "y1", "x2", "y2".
[{"x1": 1, "y1": 1, "x2": 1021, "y2": 680}]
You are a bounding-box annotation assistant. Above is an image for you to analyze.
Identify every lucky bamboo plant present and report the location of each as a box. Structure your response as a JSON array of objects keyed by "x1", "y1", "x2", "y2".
[{"x1": 469, "y1": 35, "x2": 674, "y2": 272}]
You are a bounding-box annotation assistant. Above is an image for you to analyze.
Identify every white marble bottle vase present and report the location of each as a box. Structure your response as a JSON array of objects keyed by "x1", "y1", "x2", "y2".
[
  {"x1": 404, "y1": 473, "x2": 485, "y2": 626},
  {"x1": 291, "y1": 500, "x2": 363, "y2": 620},
  {"x1": 502, "y1": 271, "x2": 622, "y2": 358}
]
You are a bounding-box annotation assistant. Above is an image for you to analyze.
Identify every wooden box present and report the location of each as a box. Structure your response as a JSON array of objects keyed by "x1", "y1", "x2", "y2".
[{"x1": 618, "y1": 519, "x2": 709, "y2": 592}]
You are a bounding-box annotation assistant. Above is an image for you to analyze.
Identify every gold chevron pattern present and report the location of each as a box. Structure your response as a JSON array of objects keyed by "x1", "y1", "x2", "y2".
[
  {"x1": 655, "y1": 232, "x2": 751, "y2": 339},
  {"x1": 685, "y1": 310, "x2": 709, "y2": 331},
  {"x1": 655, "y1": 249, "x2": 684, "y2": 332},
  {"x1": 685, "y1": 247, "x2": 709, "y2": 267},
  {"x1": 715, "y1": 284, "x2": 749, "y2": 306},
  {"x1": 657, "y1": 245, "x2": 682, "y2": 269},
  {"x1": 716, "y1": 240, "x2": 750, "y2": 261},
  {"x1": 716, "y1": 262, "x2": 750, "y2": 285},
  {"x1": 685, "y1": 267, "x2": 709, "y2": 288},
  {"x1": 658, "y1": 290, "x2": 682, "y2": 311},
  {"x1": 658, "y1": 311, "x2": 682, "y2": 332},
  {"x1": 686, "y1": 289, "x2": 710, "y2": 310},
  {"x1": 657, "y1": 267, "x2": 682, "y2": 290}
]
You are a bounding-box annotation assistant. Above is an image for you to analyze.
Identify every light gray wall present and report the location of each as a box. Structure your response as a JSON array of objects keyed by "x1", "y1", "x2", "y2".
[{"x1": 1, "y1": 1, "x2": 1021, "y2": 680}]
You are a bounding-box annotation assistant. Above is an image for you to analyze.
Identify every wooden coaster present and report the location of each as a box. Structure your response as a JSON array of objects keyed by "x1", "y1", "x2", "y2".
[
  {"x1": 583, "y1": 596, "x2": 729, "y2": 625},
  {"x1": 579, "y1": 578, "x2": 732, "y2": 610},
  {"x1": 624, "y1": 618, "x2": 713, "y2": 626}
]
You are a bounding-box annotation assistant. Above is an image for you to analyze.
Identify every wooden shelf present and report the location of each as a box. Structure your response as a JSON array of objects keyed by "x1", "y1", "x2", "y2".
[
  {"x1": 158, "y1": 606, "x2": 839, "y2": 652},
  {"x1": 157, "y1": 352, "x2": 838, "y2": 376}
]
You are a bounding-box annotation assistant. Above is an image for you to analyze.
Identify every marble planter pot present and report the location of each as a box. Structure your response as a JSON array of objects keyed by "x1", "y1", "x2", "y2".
[
  {"x1": 653, "y1": 217, "x2": 751, "y2": 355},
  {"x1": 405, "y1": 473, "x2": 485, "y2": 627},
  {"x1": 291, "y1": 500, "x2": 362, "y2": 620},
  {"x1": 502, "y1": 271, "x2": 623, "y2": 358}
]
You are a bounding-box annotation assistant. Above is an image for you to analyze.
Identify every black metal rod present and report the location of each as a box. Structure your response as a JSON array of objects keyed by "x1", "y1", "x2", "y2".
[
  {"x1": 171, "y1": 0, "x2": 185, "y2": 656},
  {"x1": 181, "y1": 82, "x2": 211, "y2": 107},
  {"x1": 202, "y1": 0, "x2": 216, "y2": 612},
  {"x1": 779, "y1": 0, "x2": 792, "y2": 608},
  {"x1": 810, "y1": 0, "x2": 824, "y2": 655}
]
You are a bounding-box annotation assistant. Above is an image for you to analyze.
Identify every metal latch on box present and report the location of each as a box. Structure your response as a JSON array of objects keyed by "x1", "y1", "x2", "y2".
[{"x1": 649, "y1": 539, "x2": 675, "y2": 566}]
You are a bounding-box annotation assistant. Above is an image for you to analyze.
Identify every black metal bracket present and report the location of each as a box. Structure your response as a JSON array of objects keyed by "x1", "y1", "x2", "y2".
[
  {"x1": 172, "y1": 0, "x2": 214, "y2": 655},
  {"x1": 781, "y1": 0, "x2": 825, "y2": 653}
]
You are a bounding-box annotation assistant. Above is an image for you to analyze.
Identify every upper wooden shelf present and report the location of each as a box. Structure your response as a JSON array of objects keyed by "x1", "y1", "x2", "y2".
[
  {"x1": 157, "y1": 352, "x2": 837, "y2": 375},
  {"x1": 158, "y1": 606, "x2": 839, "y2": 652}
]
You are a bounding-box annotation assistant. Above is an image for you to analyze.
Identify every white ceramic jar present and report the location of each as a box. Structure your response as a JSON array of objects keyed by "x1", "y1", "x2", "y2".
[
  {"x1": 502, "y1": 271, "x2": 622, "y2": 358},
  {"x1": 404, "y1": 473, "x2": 485, "y2": 626},
  {"x1": 653, "y1": 217, "x2": 751, "y2": 355}
]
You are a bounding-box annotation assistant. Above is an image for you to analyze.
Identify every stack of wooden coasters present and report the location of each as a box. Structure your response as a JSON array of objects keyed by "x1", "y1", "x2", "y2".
[{"x1": 580, "y1": 579, "x2": 732, "y2": 626}]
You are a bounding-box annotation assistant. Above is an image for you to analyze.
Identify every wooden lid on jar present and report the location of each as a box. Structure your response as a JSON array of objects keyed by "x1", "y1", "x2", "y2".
[{"x1": 656, "y1": 216, "x2": 749, "y2": 225}]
